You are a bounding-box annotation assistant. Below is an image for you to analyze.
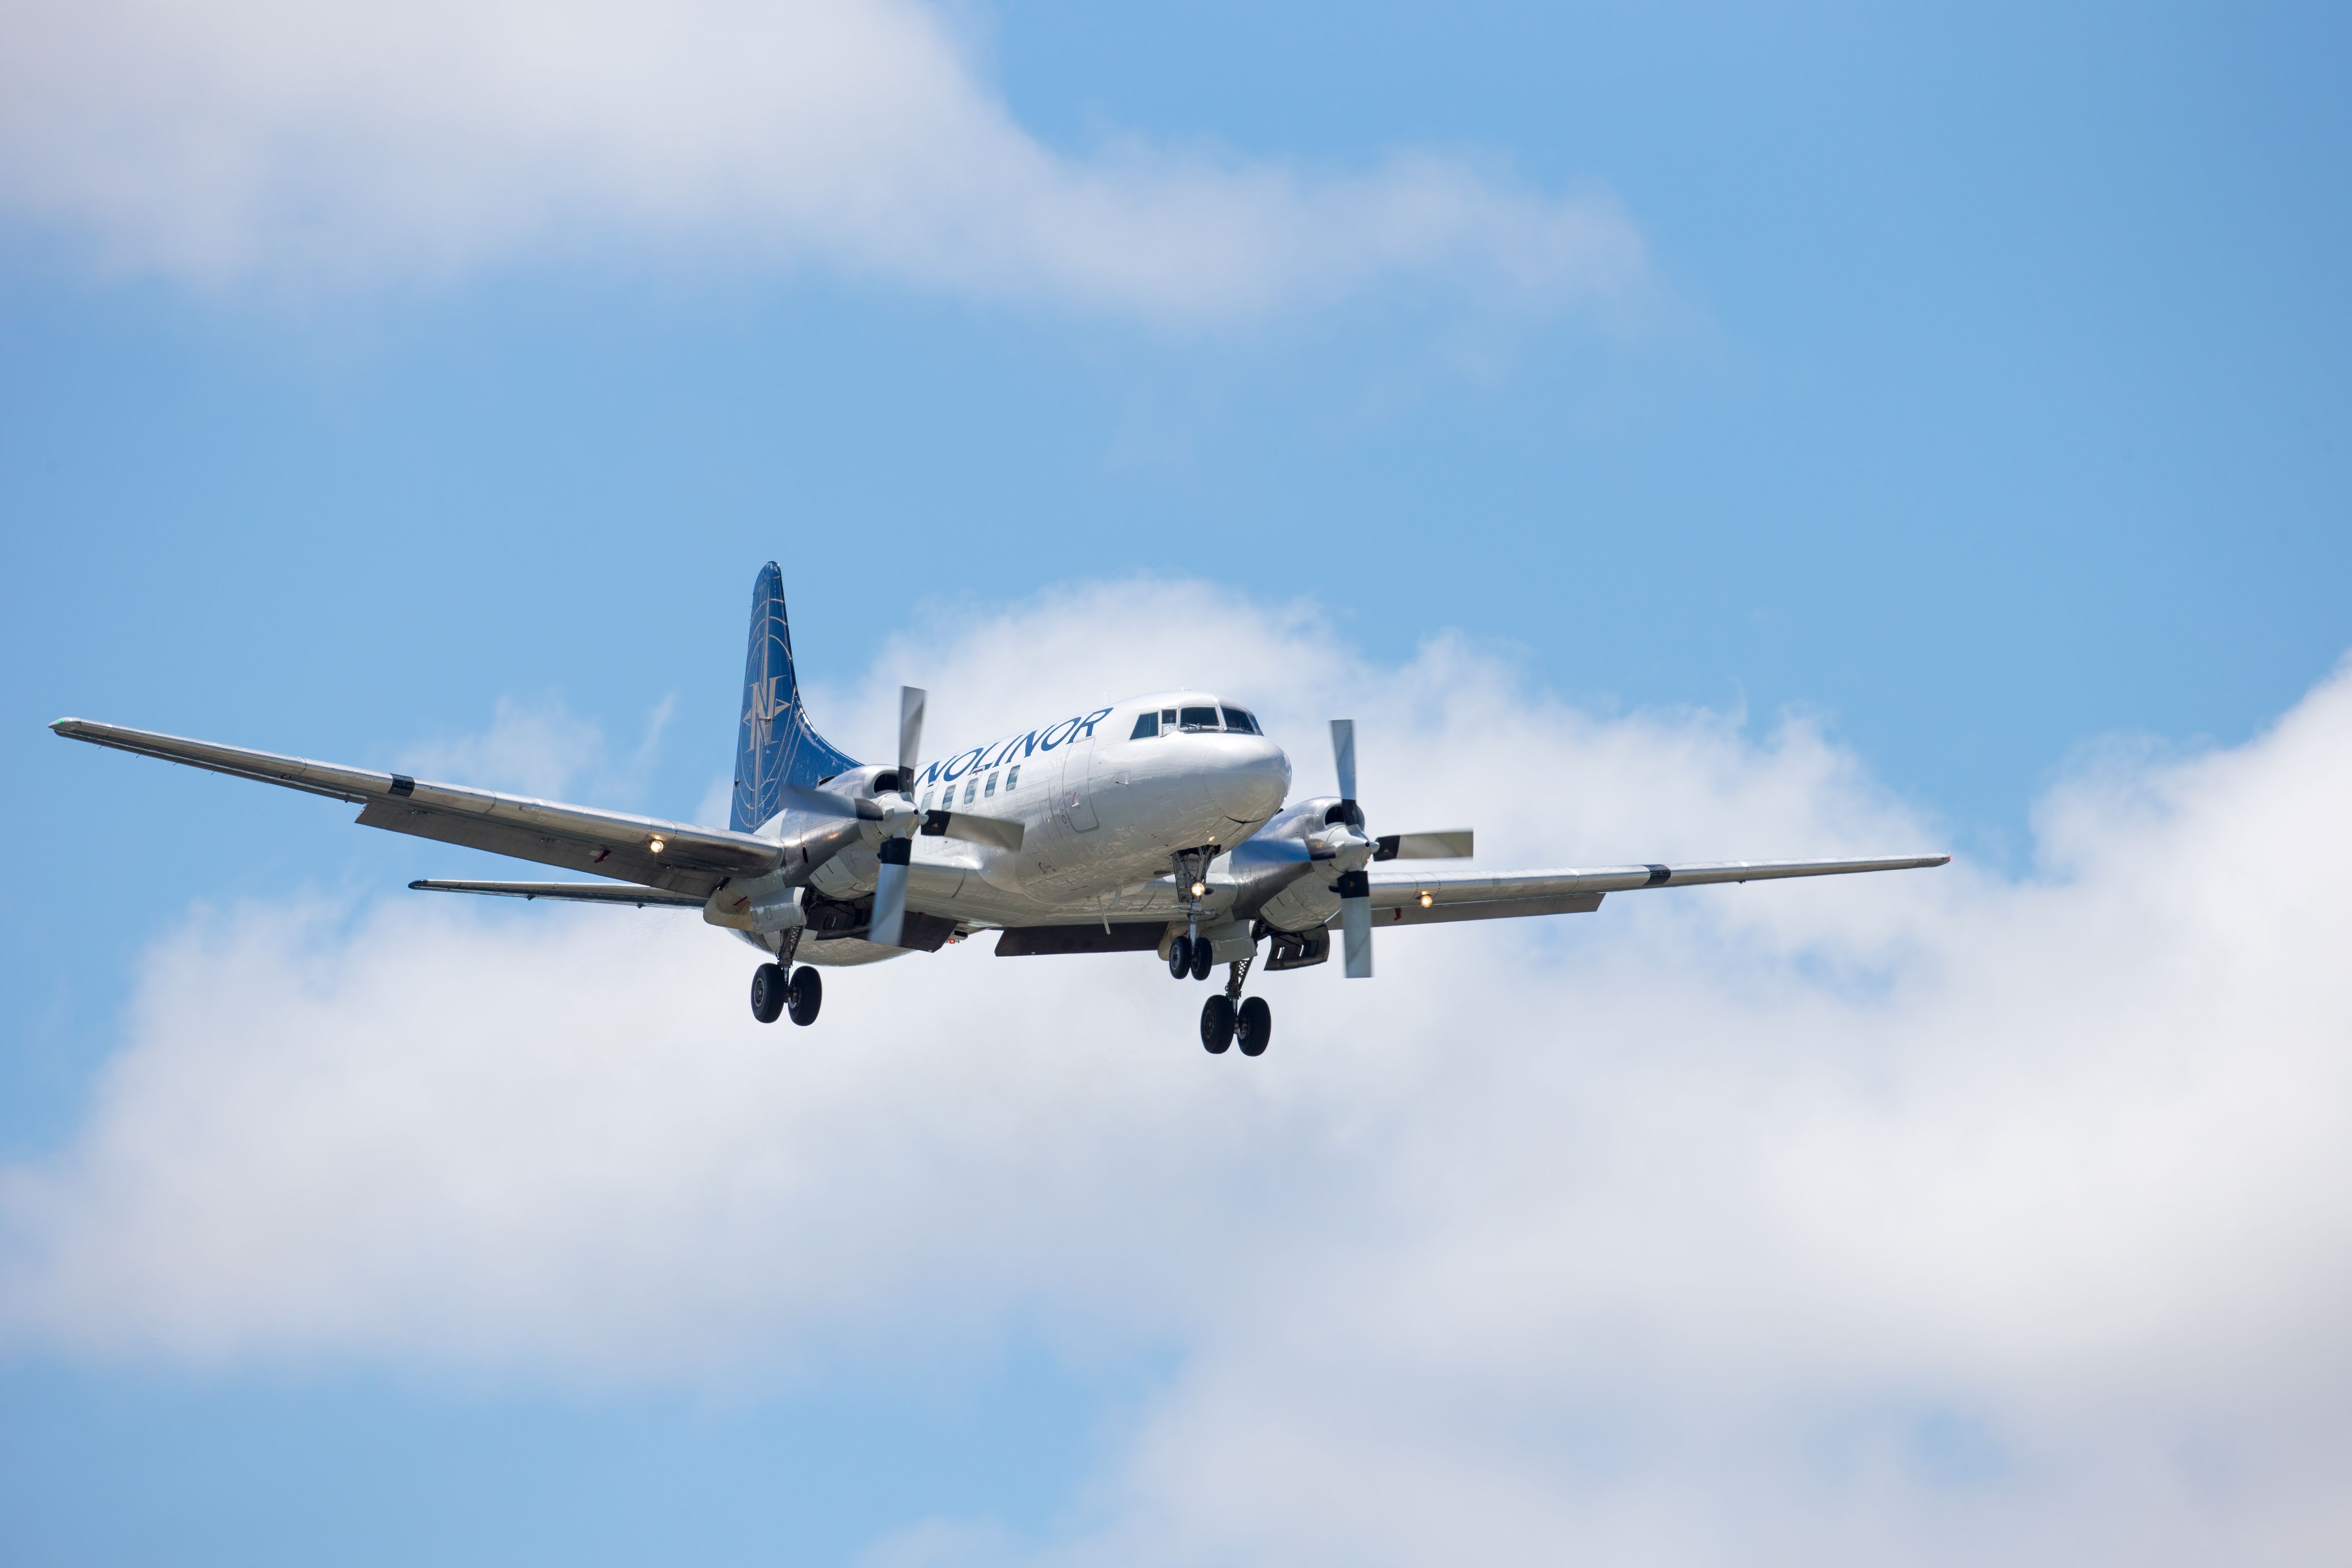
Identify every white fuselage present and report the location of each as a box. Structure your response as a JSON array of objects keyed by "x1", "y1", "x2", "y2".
[{"x1": 752, "y1": 690, "x2": 1294, "y2": 962}]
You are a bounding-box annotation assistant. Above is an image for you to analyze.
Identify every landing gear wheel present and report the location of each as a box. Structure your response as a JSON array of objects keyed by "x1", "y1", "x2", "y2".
[
  {"x1": 1200, "y1": 994, "x2": 1235, "y2": 1054},
  {"x1": 1190, "y1": 941, "x2": 1216, "y2": 982},
  {"x1": 750, "y1": 963, "x2": 787, "y2": 1024},
  {"x1": 1236, "y1": 996, "x2": 1272, "y2": 1057},
  {"x1": 1168, "y1": 934, "x2": 1194, "y2": 980},
  {"x1": 786, "y1": 964, "x2": 823, "y2": 1026}
]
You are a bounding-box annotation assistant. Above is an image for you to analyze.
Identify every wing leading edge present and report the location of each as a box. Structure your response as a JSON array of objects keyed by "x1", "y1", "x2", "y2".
[{"x1": 52, "y1": 718, "x2": 782, "y2": 897}]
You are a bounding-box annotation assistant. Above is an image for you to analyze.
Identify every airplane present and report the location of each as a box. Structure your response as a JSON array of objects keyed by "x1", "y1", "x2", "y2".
[{"x1": 50, "y1": 562, "x2": 1950, "y2": 1057}]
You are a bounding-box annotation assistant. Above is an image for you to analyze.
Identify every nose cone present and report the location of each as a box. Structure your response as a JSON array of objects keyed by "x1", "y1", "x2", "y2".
[{"x1": 1203, "y1": 735, "x2": 1292, "y2": 823}]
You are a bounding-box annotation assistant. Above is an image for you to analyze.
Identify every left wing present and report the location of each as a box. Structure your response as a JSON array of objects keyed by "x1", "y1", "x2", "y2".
[
  {"x1": 52, "y1": 718, "x2": 784, "y2": 897},
  {"x1": 409, "y1": 880, "x2": 706, "y2": 908},
  {"x1": 1360, "y1": 855, "x2": 1950, "y2": 926}
]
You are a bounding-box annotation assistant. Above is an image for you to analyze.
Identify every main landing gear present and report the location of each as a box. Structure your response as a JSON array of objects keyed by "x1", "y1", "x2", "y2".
[
  {"x1": 1191, "y1": 953, "x2": 1272, "y2": 1058},
  {"x1": 751, "y1": 962, "x2": 822, "y2": 1026}
]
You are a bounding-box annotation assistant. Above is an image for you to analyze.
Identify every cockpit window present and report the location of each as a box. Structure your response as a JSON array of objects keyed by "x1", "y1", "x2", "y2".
[
  {"x1": 1179, "y1": 706, "x2": 1220, "y2": 730},
  {"x1": 1130, "y1": 712, "x2": 1159, "y2": 739},
  {"x1": 1220, "y1": 706, "x2": 1259, "y2": 735}
]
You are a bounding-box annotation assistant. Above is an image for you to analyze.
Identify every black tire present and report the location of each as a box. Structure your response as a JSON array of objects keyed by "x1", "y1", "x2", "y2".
[
  {"x1": 1236, "y1": 996, "x2": 1272, "y2": 1057},
  {"x1": 1200, "y1": 994, "x2": 1236, "y2": 1054},
  {"x1": 786, "y1": 964, "x2": 823, "y2": 1027},
  {"x1": 750, "y1": 963, "x2": 787, "y2": 1024},
  {"x1": 1168, "y1": 934, "x2": 1193, "y2": 980},
  {"x1": 1191, "y1": 941, "x2": 1216, "y2": 982}
]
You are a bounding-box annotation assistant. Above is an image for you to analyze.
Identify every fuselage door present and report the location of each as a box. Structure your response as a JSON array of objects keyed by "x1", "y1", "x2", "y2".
[{"x1": 1060, "y1": 735, "x2": 1101, "y2": 832}]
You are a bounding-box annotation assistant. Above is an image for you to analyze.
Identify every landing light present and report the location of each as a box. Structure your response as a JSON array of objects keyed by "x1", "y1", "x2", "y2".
[
  {"x1": 1419, "y1": 890, "x2": 1433, "y2": 908},
  {"x1": 649, "y1": 836, "x2": 667, "y2": 854},
  {"x1": 1191, "y1": 880, "x2": 1207, "y2": 897}
]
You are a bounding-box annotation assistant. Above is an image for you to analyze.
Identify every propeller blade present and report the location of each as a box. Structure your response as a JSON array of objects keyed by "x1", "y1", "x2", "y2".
[
  {"x1": 1337, "y1": 868, "x2": 1372, "y2": 979},
  {"x1": 924, "y1": 810, "x2": 1024, "y2": 852},
  {"x1": 1330, "y1": 718, "x2": 1357, "y2": 803},
  {"x1": 871, "y1": 839, "x2": 912, "y2": 947},
  {"x1": 897, "y1": 686, "x2": 927, "y2": 784},
  {"x1": 1375, "y1": 830, "x2": 1473, "y2": 861}
]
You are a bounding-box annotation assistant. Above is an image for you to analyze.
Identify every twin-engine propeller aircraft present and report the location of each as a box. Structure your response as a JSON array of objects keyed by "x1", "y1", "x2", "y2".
[{"x1": 52, "y1": 563, "x2": 1949, "y2": 1056}]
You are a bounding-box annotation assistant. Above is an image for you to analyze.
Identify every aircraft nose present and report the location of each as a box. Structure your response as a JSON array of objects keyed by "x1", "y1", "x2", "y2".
[{"x1": 1205, "y1": 735, "x2": 1292, "y2": 823}]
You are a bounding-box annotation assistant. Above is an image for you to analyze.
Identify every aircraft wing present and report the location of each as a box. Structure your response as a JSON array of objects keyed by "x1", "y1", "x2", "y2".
[
  {"x1": 1357, "y1": 855, "x2": 1949, "y2": 927},
  {"x1": 408, "y1": 880, "x2": 706, "y2": 908},
  {"x1": 52, "y1": 718, "x2": 782, "y2": 897}
]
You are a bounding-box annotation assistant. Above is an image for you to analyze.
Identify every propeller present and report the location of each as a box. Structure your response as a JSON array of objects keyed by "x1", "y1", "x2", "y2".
[
  {"x1": 760, "y1": 686, "x2": 1017, "y2": 948},
  {"x1": 1320, "y1": 719, "x2": 1474, "y2": 979},
  {"x1": 870, "y1": 685, "x2": 928, "y2": 949},
  {"x1": 1326, "y1": 720, "x2": 1375, "y2": 977}
]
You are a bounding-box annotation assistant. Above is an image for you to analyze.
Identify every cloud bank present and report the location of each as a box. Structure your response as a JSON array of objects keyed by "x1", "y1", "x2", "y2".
[
  {"x1": 0, "y1": 0, "x2": 1646, "y2": 315},
  {"x1": 6, "y1": 583, "x2": 2350, "y2": 1564}
]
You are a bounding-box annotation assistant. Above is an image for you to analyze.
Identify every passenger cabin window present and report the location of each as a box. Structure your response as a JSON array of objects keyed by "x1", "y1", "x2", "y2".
[
  {"x1": 964, "y1": 779, "x2": 976, "y2": 805},
  {"x1": 1221, "y1": 706, "x2": 1259, "y2": 735},
  {"x1": 1179, "y1": 706, "x2": 1220, "y2": 730},
  {"x1": 920, "y1": 789, "x2": 934, "y2": 810},
  {"x1": 1130, "y1": 712, "x2": 1158, "y2": 739},
  {"x1": 985, "y1": 773, "x2": 998, "y2": 797},
  {"x1": 1006, "y1": 765, "x2": 1020, "y2": 789}
]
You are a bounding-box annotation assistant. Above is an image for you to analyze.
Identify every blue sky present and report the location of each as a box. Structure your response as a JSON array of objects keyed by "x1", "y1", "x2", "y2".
[{"x1": 4, "y1": 2, "x2": 2349, "y2": 1563}]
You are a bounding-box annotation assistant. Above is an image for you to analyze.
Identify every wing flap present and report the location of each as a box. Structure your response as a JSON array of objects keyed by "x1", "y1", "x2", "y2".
[{"x1": 1333, "y1": 892, "x2": 1606, "y2": 928}]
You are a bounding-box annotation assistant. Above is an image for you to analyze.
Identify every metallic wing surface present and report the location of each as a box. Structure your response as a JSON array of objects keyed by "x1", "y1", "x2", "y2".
[
  {"x1": 51, "y1": 718, "x2": 782, "y2": 898},
  {"x1": 1353, "y1": 855, "x2": 1951, "y2": 927}
]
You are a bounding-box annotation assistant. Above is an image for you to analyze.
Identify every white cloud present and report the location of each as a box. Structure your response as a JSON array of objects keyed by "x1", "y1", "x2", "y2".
[
  {"x1": 0, "y1": 0, "x2": 1647, "y2": 316},
  {"x1": 393, "y1": 692, "x2": 675, "y2": 802},
  {"x1": 5, "y1": 583, "x2": 2350, "y2": 1563}
]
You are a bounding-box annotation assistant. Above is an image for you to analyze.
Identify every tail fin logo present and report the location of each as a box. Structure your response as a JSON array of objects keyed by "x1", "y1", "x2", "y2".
[{"x1": 743, "y1": 675, "x2": 785, "y2": 746}]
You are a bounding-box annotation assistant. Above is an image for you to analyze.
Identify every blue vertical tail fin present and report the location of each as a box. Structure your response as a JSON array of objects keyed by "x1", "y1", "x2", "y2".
[{"x1": 732, "y1": 563, "x2": 859, "y2": 832}]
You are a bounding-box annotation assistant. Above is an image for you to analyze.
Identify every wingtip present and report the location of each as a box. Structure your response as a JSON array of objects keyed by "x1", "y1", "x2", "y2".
[
  {"x1": 50, "y1": 717, "x2": 83, "y2": 735},
  {"x1": 407, "y1": 880, "x2": 429, "y2": 891}
]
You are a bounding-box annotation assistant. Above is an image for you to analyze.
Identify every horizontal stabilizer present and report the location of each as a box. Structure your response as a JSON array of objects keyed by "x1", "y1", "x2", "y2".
[{"x1": 409, "y1": 880, "x2": 704, "y2": 908}]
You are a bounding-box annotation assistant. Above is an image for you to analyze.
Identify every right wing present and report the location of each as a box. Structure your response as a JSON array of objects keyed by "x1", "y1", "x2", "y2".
[
  {"x1": 52, "y1": 718, "x2": 785, "y2": 897},
  {"x1": 1360, "y1": 855, "x2": 1950, "y2": 926}
]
